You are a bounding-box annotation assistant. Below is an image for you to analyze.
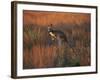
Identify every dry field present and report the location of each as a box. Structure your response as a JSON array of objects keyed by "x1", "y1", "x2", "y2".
[{"x1": 23, "y1": 11, "x2": 91, "y2": 69}]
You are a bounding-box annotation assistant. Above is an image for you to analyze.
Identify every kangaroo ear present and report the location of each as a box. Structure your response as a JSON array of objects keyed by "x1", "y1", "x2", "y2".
[
  {"x1": 48, "y1": 27, "x2": 51, "y2": 31},
  {"x1": 51, "y1": 24, "x2": 52, "y2": 26}
]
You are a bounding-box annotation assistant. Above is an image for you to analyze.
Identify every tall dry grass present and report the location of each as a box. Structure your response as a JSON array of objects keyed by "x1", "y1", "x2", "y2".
[{"x1": 23, "y1": 23, "x2": 90, "y2": 69}]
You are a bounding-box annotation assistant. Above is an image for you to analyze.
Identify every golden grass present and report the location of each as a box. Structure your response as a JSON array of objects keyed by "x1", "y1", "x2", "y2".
[
  {"x1": 23, "y1": 20, "x2": 90, "y2": 69},
  {"x1": 23, "y1": 46, "x2": 58, "y2": 68}
]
